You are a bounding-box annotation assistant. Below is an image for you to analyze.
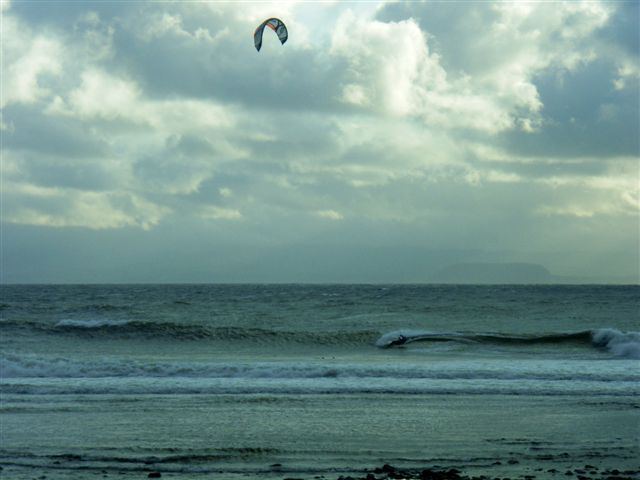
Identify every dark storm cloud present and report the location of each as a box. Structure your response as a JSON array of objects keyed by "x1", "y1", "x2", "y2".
[
  {"x1": 3, "y1": 104, "x2": 110, "y2": 158},
  {"x1": 498, "y1": 59, "x2": 639, "y2": 158},
  {"x1": 9, "y1": 1, "x2": 346, "y2": 112},
  {"x1": 596, "y1": 1, "x2": 639, "y2": 57},
  {"x1": 132, "y1": 134, "x2": 218, "y2": 194},
  {"x1": 377, "y1": 0, "x2": 638, "y2": 162},
  {"x1": 99, "y1": 4, "x2": 345, "y2": 113},
  {"x1": 375, "y1": 1, "x2": 499, "y2": 77},
  {"x1": 9, "y1": 154, "x2": 115, "y2": 192},
  {"x1": 9, "y1": 1, "x2": 128, "y2": 28}
]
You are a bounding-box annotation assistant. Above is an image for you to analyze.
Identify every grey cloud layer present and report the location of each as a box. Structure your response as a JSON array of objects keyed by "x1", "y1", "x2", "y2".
[{"x1": 2, "y1": 1, "x2": 638, "y2": 281}]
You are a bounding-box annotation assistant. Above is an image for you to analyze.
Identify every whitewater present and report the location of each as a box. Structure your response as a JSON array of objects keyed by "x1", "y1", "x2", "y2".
[{"x1": 0, "y1": 284, "x2": 638, "y2": 479}]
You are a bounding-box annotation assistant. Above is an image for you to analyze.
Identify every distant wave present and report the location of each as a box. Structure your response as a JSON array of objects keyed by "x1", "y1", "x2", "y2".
[
  {"x1": 3, "y1": 383, "x2": 637, "y2": 397},
  {"x1": 55, "y1": 319, "x2": 130, "y2": 328},
  {"x1": 0, "y1": 319, "x2": 378, "y2": 345},
  {"x1": 376, "y1": 328, "x2": 640, "y2": 359}
]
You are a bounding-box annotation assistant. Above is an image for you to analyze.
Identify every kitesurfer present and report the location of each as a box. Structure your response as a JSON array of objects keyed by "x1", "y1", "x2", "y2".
[{"x1": 389, "y1": 335, "x2": 407, "y2": 347}]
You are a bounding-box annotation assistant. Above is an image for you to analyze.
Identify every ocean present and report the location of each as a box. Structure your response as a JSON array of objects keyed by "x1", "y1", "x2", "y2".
[{"x1": 0, "y1": 284, "x2": 638, "y2": 480}]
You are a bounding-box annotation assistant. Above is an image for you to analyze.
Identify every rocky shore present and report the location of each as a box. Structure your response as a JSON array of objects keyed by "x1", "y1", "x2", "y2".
[
  {"x1": 322, "y1": 464, "x2": 640, "y2": 480},
  {"x1": 136, "y1": 462, "x2": 640, "y2": 479}
]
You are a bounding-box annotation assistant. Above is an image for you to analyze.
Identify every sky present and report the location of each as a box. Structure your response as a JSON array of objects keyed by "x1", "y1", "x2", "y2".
[{"x1": 1, "y1": 0, "x2": 638, "y2": 283}]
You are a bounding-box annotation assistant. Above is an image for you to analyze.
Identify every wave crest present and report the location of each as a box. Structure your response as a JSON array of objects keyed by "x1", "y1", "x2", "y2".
[
  {"x1": 376, "y1": 328, "x2": 640, "y2": 358},
  {"x1": 591, "y1": 328, "x2": 640, "y2": 359}
]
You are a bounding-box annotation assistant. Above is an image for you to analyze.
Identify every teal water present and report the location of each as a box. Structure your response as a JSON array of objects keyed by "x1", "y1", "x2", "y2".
[{"x1": 1, "y1": 285, "x2": 638, "y2": 479}]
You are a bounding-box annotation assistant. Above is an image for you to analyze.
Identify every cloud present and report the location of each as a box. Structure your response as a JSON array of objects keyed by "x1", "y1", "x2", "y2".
[
  {"x1": 329, "y1": 10, "x2": 525, "y2": 132},
  {"x1": 1, "y1": 16, "x2": 62, "y2": 107},
  {"x1": 373, "y1": 1, "x2": 623, "y2": 134},
  {"x1": 4, "y1": 183, "x2": 169, "y2": 230},
  {"x1": 316, "y1": 209, "x2": 344, "y2": 221},
  {"x1": 1, "y1": 0, "x2": 638, "y2": 281},
  {"x1": 198, "y1": 205, "x2": 242, "y2": 221}
]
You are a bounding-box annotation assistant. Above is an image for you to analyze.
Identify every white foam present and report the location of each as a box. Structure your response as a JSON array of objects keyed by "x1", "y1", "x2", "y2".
[
  {"x1": 374, "y1": 329, "x2": 437, "y2": 347},
  {"x1": 3, "y1": 354, "x2": 638, "y2": 382},
  {"x1": 2, "y1": 374, "x2": 639, "y2": 397},
  {"x1": 591, "y1": 328, "x2": 640, "y2": 359},
  {"x1": 55, "y1": 319, "x2": 129, "y2": 328}
]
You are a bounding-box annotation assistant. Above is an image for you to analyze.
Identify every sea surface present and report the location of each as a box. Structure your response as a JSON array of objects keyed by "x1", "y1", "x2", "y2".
[{"x1": 0, "y1": 284, "x2": 638, "y2": 479}]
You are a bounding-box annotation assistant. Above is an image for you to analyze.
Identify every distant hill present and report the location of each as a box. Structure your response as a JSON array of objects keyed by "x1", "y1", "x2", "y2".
[{"x1": 431, "y1": 262, "x2": 554, "y2": 284}]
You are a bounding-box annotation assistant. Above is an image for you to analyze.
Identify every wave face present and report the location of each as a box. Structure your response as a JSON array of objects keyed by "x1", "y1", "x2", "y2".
[
  {"x1": 2, "y1": 315, "x2": 639, "y2": 358},
  {"x1": 375, "y1": 328, "x2": 640, "y2": 359}
]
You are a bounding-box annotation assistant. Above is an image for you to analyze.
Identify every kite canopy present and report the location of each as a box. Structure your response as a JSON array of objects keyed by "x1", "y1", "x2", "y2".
[{"x1": 254, "y1": 18, "x2": 288, "y2": 52}]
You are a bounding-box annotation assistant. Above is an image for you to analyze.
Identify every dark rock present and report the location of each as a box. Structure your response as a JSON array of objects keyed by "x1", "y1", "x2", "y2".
[
  {"x1": 547, "y1": 470, "x2": 558, "y2": 474},
  {"x1": 365, "y1": 474, "x2": 376, "y2": 480},
  {"x1": 565, "y1": 472, "x2": 573, "y2": 476},
  {"x1": 147, "y1": 473, "x2": 161, "y2": 479},
  {"x1": 389, "y1": 472, "x2": 409, "y2": 479},
  {"x1": 576, "y1": 476, "x2": 590, "y2": 480},
  {"x1": 507, "y1": 460, "x2": 519, "y2": 465},
  {"x1": 493, "y1": 462, "x2": 502, "y2": 466},
  {"x1": 420, "y1": 469, "x2": 462, "y2": 480}
]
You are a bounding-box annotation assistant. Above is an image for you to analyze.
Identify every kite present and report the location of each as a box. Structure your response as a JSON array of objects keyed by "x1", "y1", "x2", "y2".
[{"x1": 254, "y1": 18, "x2": 288, "y2": 52}]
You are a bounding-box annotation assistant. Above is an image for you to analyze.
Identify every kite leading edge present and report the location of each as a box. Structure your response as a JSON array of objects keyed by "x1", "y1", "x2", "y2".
[{"x1": 254, "y1": 18, "x2": 288, "y2": 52}]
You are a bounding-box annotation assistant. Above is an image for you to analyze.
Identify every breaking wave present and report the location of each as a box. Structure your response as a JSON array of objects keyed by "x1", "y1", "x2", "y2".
[
  {"x1": 2, "y1": 318, "x2": 638, "y2": 358},
  {"x1": 591, "y1": 328, "x2": 640, "y2": 359},
  {"x1": 2, "y1": 353, "x2": 639, "y2": 382},
  {"x1": 376, "y1": 328, "x2": 640, "y2": 359}
]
